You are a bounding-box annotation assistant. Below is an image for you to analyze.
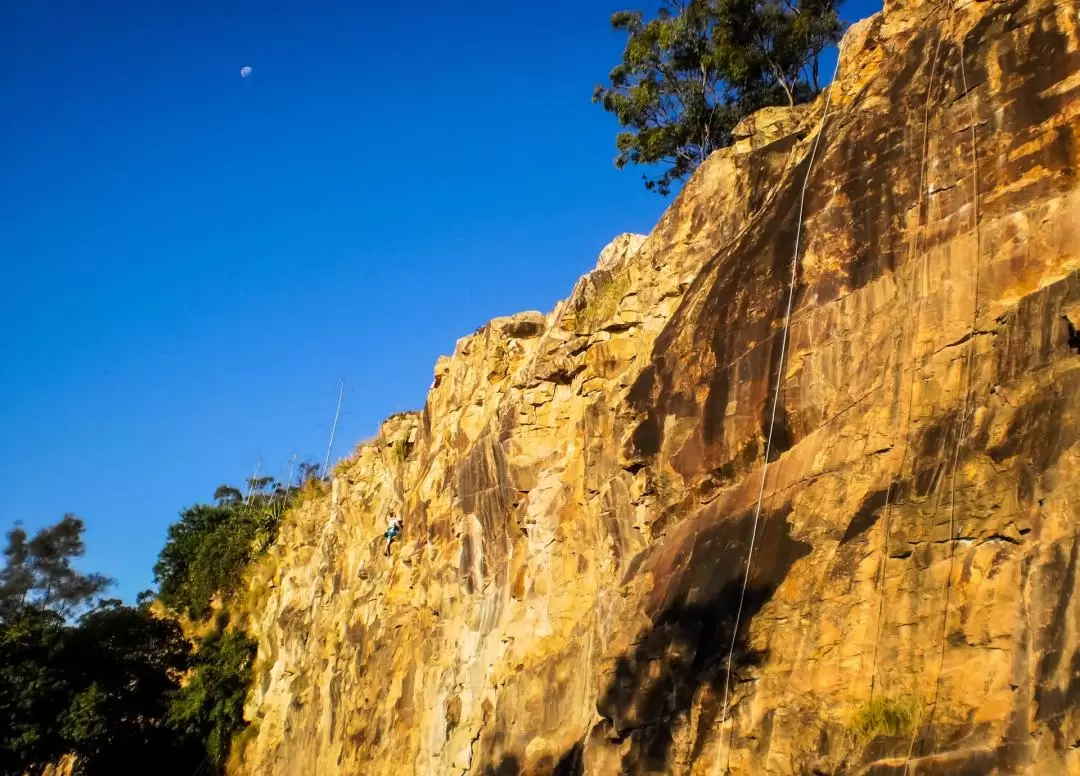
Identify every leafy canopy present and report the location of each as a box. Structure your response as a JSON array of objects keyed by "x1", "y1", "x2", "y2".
[
  {"x1": 0, "y1": 516, "x2": 258, "y2": 776},
  {"x1": 155, "y1": 477, "x2": 297, "y2": 619},
  {"x1": 0, "y1": 515, "x2": 111, "y2": 622},
  {"x1": 594, "y1": 0, "x2": 843, "y2": 194},
  {"x1": 168, "y1": 626, "x2": 257, "y2": 769},
  {"x1": 56, "y1": 604, "x2": 201, "y2": 776}
]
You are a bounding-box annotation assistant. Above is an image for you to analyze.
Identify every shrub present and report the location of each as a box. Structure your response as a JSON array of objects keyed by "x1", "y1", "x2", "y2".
[
  {"x1": 574, "y1": 270, "x2": 631, "y2": 331},
  {"x1": 155, "y1": 485, "x2": 290, "y2": 620},
  {"x1": 168, "y1": 628, "x2": 257, "y2": 770},
  {"x1": 2, "y1": 515, "x2": 262, "y2": 776}
]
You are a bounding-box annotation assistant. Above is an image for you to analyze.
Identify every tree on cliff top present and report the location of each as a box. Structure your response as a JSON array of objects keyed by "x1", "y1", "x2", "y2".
[{"x1": 594, "y1": 0, "x2": 843, "y2": 194}]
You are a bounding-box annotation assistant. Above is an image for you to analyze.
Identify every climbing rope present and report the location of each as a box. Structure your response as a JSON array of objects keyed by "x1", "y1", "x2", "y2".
[
  {"x1": 904, "y1": 18, "x2": 983, "y2": 770},
  {"x1": 867, "y1": 9, "x2": 953, "y2": 701},
  {"x1": 714, "y1": 41, "x2": 846, "y2": 776}
]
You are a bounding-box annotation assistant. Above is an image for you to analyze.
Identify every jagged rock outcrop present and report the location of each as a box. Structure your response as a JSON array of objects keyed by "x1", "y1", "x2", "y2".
[{"x1": 231, "y1": 0, "x2": 1080, "y2": 772}]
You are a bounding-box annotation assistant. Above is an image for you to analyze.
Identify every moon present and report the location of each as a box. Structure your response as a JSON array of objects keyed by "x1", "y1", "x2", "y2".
[{"x1": 240, "y1": 66, "x2": 252, "y2": 78}]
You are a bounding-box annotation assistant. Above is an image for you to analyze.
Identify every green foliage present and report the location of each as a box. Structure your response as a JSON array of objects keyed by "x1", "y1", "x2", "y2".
[
  {"x1": 59, "y1": 605, "x2": 200, "y2": 776},
  {"x1": 847, "y1": 695, "x2": 923, "y2": 743},
  {"x1": 155, "y1": 481, "x2": 292, "y2": 620},
  {"x1": 168, "y1": 627, "x2": 257, "y2": 770},
  {"x1": 0, "y1": 516, "x2": 260, "y2": 776},
  {"x1": 0, "y1": 581, "x2": 202, "y2": 775},
  {"x1": 0, "y1": 604, "x2": 208, "y2": 776},
  {"x1": 154, "y1": 504, "x2": 235, "y2": 619},
  {"x1": 0, "y1": 517, "x2": 120, "y2": 773},
  {"x1": 574, "y1": 270, "x2": 632, "y2": 330},
  {"x1": 594, "y1": 0, "x2": 844, "y2": 194},
  {"x1": 0, "y1": 515, "x2": 111, "y2": 622},
  {"x1": 212, "y1": 485, "x2": 243, "y2": 505},
  {"x1": 0, "y1": 609, "x2": 70, "y2": 773}
]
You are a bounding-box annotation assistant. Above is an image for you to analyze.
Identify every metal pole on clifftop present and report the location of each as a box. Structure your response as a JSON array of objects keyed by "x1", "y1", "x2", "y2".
[
  {"x1": 245, "y1": 455, "x2": 261, "y2": 505},
  {"x1": 323, "y1": 379, "x2": 344, "y2": 479}
]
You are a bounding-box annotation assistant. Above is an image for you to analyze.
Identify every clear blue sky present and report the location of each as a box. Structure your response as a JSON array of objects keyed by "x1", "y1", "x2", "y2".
[{"x1": 0, "y1": 0, "x2": 880, "y2": 601}]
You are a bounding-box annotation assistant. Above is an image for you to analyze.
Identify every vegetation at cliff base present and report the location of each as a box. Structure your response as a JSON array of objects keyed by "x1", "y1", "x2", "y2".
[
  {"x1": 168, "y1": 624, "x2": 258, "y2": 769},
  {"x1": 0, "y1": 516, "x2": 258, "y2": 776},
  {"x1": 594, "y1": 0, "x2": 844, "y2": 194}
]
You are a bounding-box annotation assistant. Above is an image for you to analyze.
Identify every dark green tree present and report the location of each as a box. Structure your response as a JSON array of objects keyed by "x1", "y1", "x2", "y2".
[
  {"x1": 168, "y1": 628, "x2": 257, "y2": 770},
  {"x1": 155, "y1": 483, "x2": 290, "y2": 620},
  {"x1": 0, "y1": 517, "x2": 113, "y2": 773},
  {"x1": 0, "y1": 609, "x2": 70, "y2": 774},
  {"x1": 245, "y1": 476, "x2": 276, "y2": 496},
  {"x1": 0, "y1": 516, "x2": 257, "y2": 776},
  {"x1": 0, "y1": 516, "x2": 111, "y2": 622},
  {"x1": 212, "y1": 485, "x2": 243, "y2": 505},
  {"x1": 594, "y1": 0, "x2": 843, "y2": 194},
  {"x1": 0, "y1": 605, "x2": 204, "y2": 776},
  {"x1": 154, "y1": 504, "x2": 237, "y2": 619},
  {"x1": 59, "y1": 604, "x2": 201, "y2": 776}
]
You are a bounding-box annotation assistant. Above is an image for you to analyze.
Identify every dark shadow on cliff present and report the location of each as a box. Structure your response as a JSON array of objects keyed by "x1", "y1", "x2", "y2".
[
  {"x1": 553, "y1": 742, "x2": 585, "y2": 775},
  {"x1": 594, "y1": 504, "x2": 812, "y2": 773},
  {"x1": 480, "y1": 744, "x2": 582, "y2": 776},
  {"x1": 483, "y1": 754, "x2": 521, "y2": 776}
]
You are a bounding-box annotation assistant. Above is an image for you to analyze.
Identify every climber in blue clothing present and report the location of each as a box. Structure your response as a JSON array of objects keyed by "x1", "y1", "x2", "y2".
[{"x1": 384, "y1": 514, "x2": 402, "y2": 556}]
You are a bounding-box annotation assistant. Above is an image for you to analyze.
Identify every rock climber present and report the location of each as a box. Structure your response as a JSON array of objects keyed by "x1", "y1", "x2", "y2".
[{"x1": 384, "y1": 515, "x2": 403, "y2": 556}]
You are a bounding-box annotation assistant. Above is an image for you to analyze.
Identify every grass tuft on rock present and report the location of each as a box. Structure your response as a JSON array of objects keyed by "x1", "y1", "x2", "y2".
[
  {"x1": 847, "y1": 695, "x2": 923, "y2": 741},
  {"x1": 574, "y1": 270, "x2": 631, "y2": 331}
]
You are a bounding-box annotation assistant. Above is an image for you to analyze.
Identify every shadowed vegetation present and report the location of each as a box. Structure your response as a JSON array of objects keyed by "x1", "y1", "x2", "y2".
[
  {"x1": 155, "y1": 465, "x2": 320, "y2": 620},
  {"x1": 0, "y1": 516, "x2": 261, "y2": 775}
]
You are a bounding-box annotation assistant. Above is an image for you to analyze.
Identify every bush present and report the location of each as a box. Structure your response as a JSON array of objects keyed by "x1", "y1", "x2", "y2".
[
  {"x1": 575, "y1": 270, "x2": 631, "y2": 331},
  {"x1": 0, "y1": 604, "x2": 205, "y2": 776},
  {"x1": 155, "y1": 484, "x2": 290, "y2": 620},
  {"x1": 168, "y1": 627, "x2": 258, "y2": 770},
  {"x1": 61, "y1": 605, "x2": 202, "y2": 776}
]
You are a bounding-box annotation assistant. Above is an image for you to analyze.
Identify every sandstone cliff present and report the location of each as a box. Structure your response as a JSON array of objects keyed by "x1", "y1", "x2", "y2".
[{"x1": 231, "y1": 0, "x2": 1080, "y2": 772}]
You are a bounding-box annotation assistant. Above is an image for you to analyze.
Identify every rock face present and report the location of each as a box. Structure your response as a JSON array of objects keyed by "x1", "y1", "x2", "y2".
[{"x1": 231, "y1": 0, "x2": 1080, "y2": 773}]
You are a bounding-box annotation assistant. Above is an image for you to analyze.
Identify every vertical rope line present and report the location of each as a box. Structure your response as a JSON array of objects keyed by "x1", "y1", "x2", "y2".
[
  {"x1": 714, "y1": 42, "x2": 844, "y2": 776},
  {"x1": 323, "y1": 379, "x2": 344, "y2": 479},
  {"x1": 868, "y1": 10, "x2": 952, "y2": 700},
  {"x1": 905, "y1": 20, "x2": 982, "y2": 770}
]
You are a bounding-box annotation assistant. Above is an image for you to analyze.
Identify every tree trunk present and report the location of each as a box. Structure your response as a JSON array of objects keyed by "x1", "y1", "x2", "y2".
[
  {"x1": 781, "y1": 79, "x2": 795, "y2": 106},
  {"x1": 769, "y1": 59, "x2": 796, "y2": 106}
]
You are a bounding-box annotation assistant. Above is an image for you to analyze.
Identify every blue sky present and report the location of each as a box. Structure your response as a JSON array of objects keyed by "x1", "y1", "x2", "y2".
[{"x1": 0, "y1": 0, "x2": 881, "y2": 601}]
